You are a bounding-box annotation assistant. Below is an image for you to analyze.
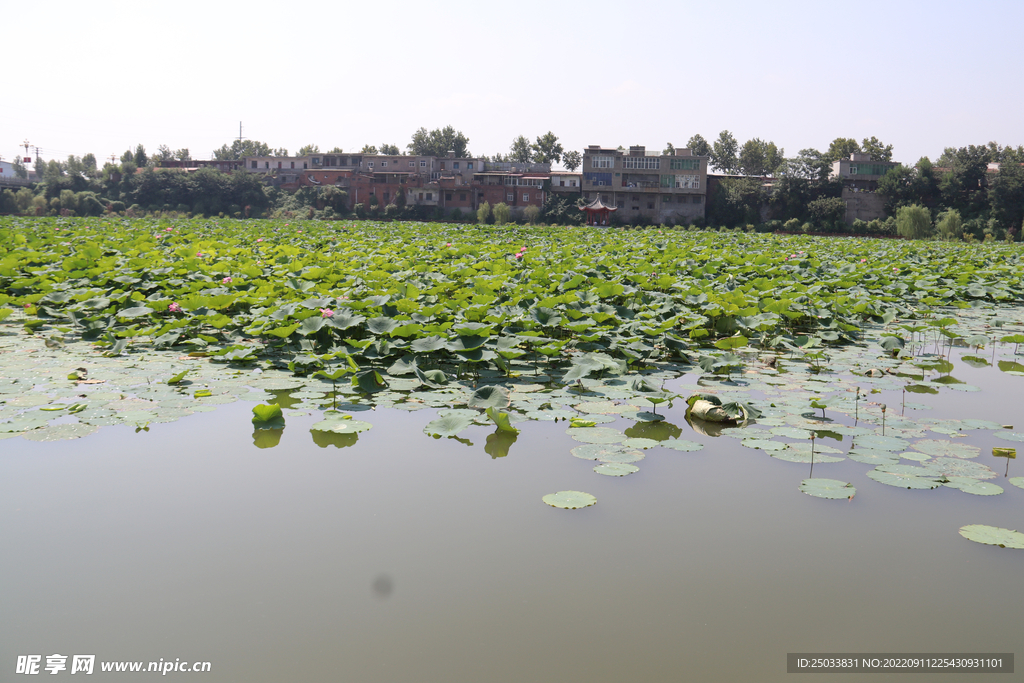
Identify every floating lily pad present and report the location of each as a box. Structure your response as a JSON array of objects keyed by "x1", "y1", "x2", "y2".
[
  {"x1": 958, "y1": 524, "x2": 1024, "y2": 549},
  {"x1": 21, "y1": 423, "x2": 99, "y2": 441},
  {"x1": 771, "y1": 448, "x2": 844, "y2": 463},
  {"x1": 769, "y1": 426, "x2": 814, "y2": 439},
  {"x1": 854, "y1": 435, "x2": 909, "y2": 452},
  {"x1": 594, "y1": 463, "x2": 639, "y2": 477},
  {"x1": 959, "y1": 481, "x2": 1003, "y2": 496},
  {"x1": 992, "y1": 431, "x2": 1024, "y2": 443},
  {"x1": 620, "y1": 410, "x2": 666, "y2": 422},
  {"x1": 567, "y1": 427, "x2": 626, "y2": 444},
  {"x1": 1008, "y1": 477, "x2": 1024, "y2": 490},
  {"x1": 574, "y1": 400, "x2": 636, "y2": 415},
  {"x1": 911, "y1": 439, "x2": 980, "y2": 459},
  {"x1": 866, "y1": 469, "x2": 942, "y2": 489},
  {"x1": 542, "y1": 490, "x2": 597, "y2": 509},
  {"x1": 930, "y1": 457, "x2": 998, "y2": 480},
  {"x1": 310, "y1": 417, "x2": 372, "y2": 434},
  {"x1": 799, "y1": 478, "x2": 856, "y2": 499},
  {"x1": 621, "y1": 437, "x2": 659, "y2": 450},
  {"x1": 741, "y1": 438, "x2": 787, "y2": 451},
  {"x1": 658, "y1": 439, "x2": 704, "y2": 452},
  {"x1": 847, "y1": 449, "x2": 899, "y2": 465},
  {"x1": 571, "y1": 444, "x2": 645, "y2": 463}
]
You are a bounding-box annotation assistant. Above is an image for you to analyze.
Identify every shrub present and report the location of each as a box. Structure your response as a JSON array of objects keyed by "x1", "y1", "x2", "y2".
[
  {"x1": 477, "y1": 201, "x2": 491, "y2": 224},
  {"x1": 493, "y1": 202, "x2": 511, "y2": 225},
  {"x1": 784, "y1": 218, "x2": 801, "y2": 232},
  {"x1": 523, "y1": 205, "x2": 541, "y2": 224},
  {"x1": 384, "y1": 203, "x2": 400, "y2": 219},
  {"x1": 936, "y1": 209, "x2": 963, "y2": 240},
  {"x1": 895, "y1": 204, "x2": 933, "y2": 239}
]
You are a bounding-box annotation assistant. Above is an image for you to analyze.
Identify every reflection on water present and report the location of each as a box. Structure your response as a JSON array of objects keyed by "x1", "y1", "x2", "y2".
[{"x1": 4, "y1": 331, "x2": 1024, "y2": 682}]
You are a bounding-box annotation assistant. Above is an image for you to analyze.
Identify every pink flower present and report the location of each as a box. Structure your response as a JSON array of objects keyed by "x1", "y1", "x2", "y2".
[
  {"x1": 257, "y1": 238, "x2": 263, "y2": 243},
  {"x1": 165, "y1": 227, "x2": 173, "y2": 232},
  {"x1": 340, "y1": 295, "x2": 349, "y2": 301},
  {"x1": 515, "y1": 253, "x2": 523, "y2": 260},
  {"x1": 860, "y1": 258, "x2": 867, "y2": 262},
  {"x1": 196, "y1": 252, "x2": 203, "y2": 257},
  {"x1": 298, "y1": 230, "x2": 303, "y2": 233},
  {"x1": 320, "y1": 308, "x2": 334, "y2": 318},
  {"x1": 169, "y1": 302, "x2": 181, "y2": 313},
  {"x1": 222, "y1": 277, "x2": 232, "y2": 284},
  {"x1": 446, "y1": 242, "x2": 452, "y2": 247},
  {"x1": 24, "y1": 303, "x2": 31, "y2": 309}
]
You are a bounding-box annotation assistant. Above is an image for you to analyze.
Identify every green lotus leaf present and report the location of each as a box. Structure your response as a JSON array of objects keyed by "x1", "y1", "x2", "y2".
[
  {"x1": 251, "y1": 403, "x2": 284, "y2": 428},
  {"x1": 958, "y1": 524, "x2": 1024, "y2": 549},
  {"x1": 567, "y1": 427, "x2": 626, "y2": 444},
  {"x1": 424, "y1": 413, "x2": 474, "y2": 438},
  {"x1": 658, "y1": 439, "x2": 704, "y2": 452},
  {"x1": 594, "y1": 463, "x2": 639, "y2": 477},
  {"x1": 486, "y1": 407, "x2": 519, "y2": 434},
  {"x1": 799, "y1": 478, "x2": 856, "y2": 499},
  {"x1": 1008, "y1": 477, "x2": 1024, "y2": 490},
  {"x1": 866, "y1": 469, "x2": 942, "y2": 489},
  {"x1": 310, "y1": 416, "x2": 372, "y2": 434},
  {"x1": 467, "y1": 385, "x2": 509, "y2": 409},
  {"x1": 542, "y1": 491, "x2": 596, "y2": 509},
  {"x1": 352, "y1": 369, "x2": 388, "y2": 394},
  {"x1": 911, "y1": 439, "x2": 980, "y2": 459},
  {"x1": 117, "y1": 306, "x2": 153, "y2": 318}
]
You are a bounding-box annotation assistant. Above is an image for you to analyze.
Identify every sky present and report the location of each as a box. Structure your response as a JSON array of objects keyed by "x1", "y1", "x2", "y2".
[{"x1": 2, "y1": 0, "x2": 1022, "y2": 170}]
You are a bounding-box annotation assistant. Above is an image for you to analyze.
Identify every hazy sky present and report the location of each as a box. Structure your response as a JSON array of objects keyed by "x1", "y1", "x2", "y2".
[{"x1": 3, "y1": 0, "x2": 1022, "y2": 169}]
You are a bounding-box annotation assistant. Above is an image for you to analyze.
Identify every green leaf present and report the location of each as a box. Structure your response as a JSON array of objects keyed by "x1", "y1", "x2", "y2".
[
  {"x1": 799, "y1": 478, "x2": 856, "y2": 499},
  {"x1": 251, "y1": 403, "x2": 285, "y2": 428},
  {"x1": 486, "y1": 407, "x2": 519, "y2": 433},
  {"x1": 958, "y1": 524, "x2": 1024, "y2": 549},
  {"x1": 167, "y1": 369, "x2": 189, "y2": 385},
  {"x1": 542, "y1": 490, "x2": 597, "y2": 509},
  {"x1": 424, "y1": 413, "x2": 475, "y2": 438},
  {"x1": 352, "y1": 369, "x2": 388, "y2": 394},
  {"x1": 714, "y1": 335, "x2": 748, "y2": 350},
  {"x1": 467, "y1": 385, "x2": 509, "y2": 409},
  {"x1": 594, "y1": 463, "x2": 639, "y2": 476}
]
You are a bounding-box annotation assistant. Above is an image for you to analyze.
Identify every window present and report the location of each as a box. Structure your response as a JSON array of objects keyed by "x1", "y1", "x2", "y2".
[
  {"x1": 251, "y1": 161, "x2": 257, "y2": 169},
  {"x1": 290, "y1": 162, "x2": 295, "y2": 169},
  {"x1": 523, "y1": 193, "x2": 529, "y2": 202},
  {"x1": 669, "y1": 174, "x2": 699, "y2": 189},
  {"x1": 326, "y1": 157, "x2": 335, "y2": 166},
  {"x1": 583, "y1": 172, "x2": 612, "y2": 186},
  {"x1": 453, "y1": 162, "x2": 460, "y2": 170},
  {"x1": 265, "y1": 162, "x2": 270, "y2": 169},
  {"x1": 591, "y1": 155, "x2": 614, "y2": 169},
  {"x1": 849, "y1": 165, "x2": 858, "y2": 175},
  {"x1": 312, "y1": 158, "x2": 321, "y2": 165},
  {"x1": 693, "y1": 196, "x2": 703, "y2": 204},
  {"x1": 459, "y1": 192, "x2": 466, "y2": 201},
  {"x1": 445, "y1": 193, "x2": 453, "y2": 201},
  {"x1": 507, "y1": 193, "x2": 514, "y2": 201},
  {"x1": 383, "y1": 192, "x2": 389, "y2": 202},
  {"x1": 670, "y1": 158, "x2": 700, "y2": 170},
  {"x1": 467, "y1": 162, "x2": 474, "y2": 170},
  {"x1": 426, "y1": 192, "x2": 432, "y2": 200},
  {"x1": 381, "y1": 161, "x2": 388, "y2": 167},
  {"x1": 303, "y1": 162, "x2": 307, "y2": 169},
  {"x1": 623, "y1": 156, "x2": 661, "y2": 170},
  {"x1": 420, "y1": 160, "x2": 426, "y2": 167},
  {"x1": 617, "y1": 200, "x2": 624, "y2": 208},
  {"x1": 647, "y1": 202, "x2": 654, "y2": 209},
  {"x1": 440, "y1": 162, "x2": 446, "y2": 170},
  {"x1": 418, "y1": 193, "x2": 424, "y2": 200},
  {"x1": 409, "y1": 160, "x2": 415, "y2": 167},
  {"x1": 368, "y1": 162, "x2": 374, "y2": 168},
  {"x1": 559, "y1": 180, "x2": 565, "y2": 186}
]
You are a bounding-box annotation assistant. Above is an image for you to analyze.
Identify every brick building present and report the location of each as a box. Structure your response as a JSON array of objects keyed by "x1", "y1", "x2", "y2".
[{"x1": 580, "y1": 145, "x2": 707, "y2": 224}]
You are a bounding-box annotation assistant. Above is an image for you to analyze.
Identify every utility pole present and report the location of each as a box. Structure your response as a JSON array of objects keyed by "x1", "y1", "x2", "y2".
[
  {"x1": 238, "y1": 122, "x2": 245, "y2": 144},
  {"x1": 22, "y1": 139, "x2": 30, "y2": 158}
]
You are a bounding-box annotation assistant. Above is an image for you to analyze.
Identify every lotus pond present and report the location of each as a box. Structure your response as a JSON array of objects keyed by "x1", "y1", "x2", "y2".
[{"x1": 2, "y1": 218, "x2": 1023, "y2": 681}]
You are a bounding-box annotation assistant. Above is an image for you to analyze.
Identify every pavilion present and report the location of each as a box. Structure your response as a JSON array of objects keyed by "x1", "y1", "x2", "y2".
[{"x1": 579, "y1": 196, "x2": 617, "y2": 226}]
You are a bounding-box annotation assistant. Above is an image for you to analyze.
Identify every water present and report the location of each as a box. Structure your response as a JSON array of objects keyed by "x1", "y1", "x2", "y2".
[{"x1": 2, "y1": 345, "x2": 1023, "y2": 681}]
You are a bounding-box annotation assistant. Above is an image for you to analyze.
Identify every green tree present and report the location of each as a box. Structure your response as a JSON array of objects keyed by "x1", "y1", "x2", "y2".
[
  {"x1": 531, "y1": 131, "x2": 563, "y2": 164},
  {"x1": 492, "y1": 202, "x2": 511, "y2": 225},
  {"x1": 938, "y1": 145, "x2": 990, "y2": 218},
  {"x1": 562, "y1": 150, "x2": 581, "y2": 172},
  {"x1": 175, "y1": 148, "x2": 191, "y2": 162},
  {"x1": 806, "y1": 196, "x2": 846, "y2": 231},
  {"x1": 663, "y1": 142, "x2": 675, "y2": 155},
  {"x1": 895, "y1": 204, "x2": 933, "y2": 239},
  {"x1": 687, "y1": 134, "x2": 711, "y2": 158},
  {"x1": 12, "y1": 157, "x2": 27, "y2": 179},
  {"x1": 825, "y1": 137, "x2": 861, "y2": 162},
  {"x1": 784, "y1": 149, "x2": 831, "y2": 182},
  {"x1": 81, "y1": 153, "x2": 97, "y2": 176},
  {"x1": 211, "y1": 140, "x2": 276, "y2": 160},
  {"x1": 861, "y1": 136, "x2": 893, "y2": 162},
  {"x1": 936, "y1": 208, "x2": 963, "y2": 239},
  {"x1": 407, "y1": 126, "x2": 470, "y2": 158},
  {"x1": 326, "y1": 147, "x2": 343, "y2": 154},
  {"x1": 379, "y1": 143, "x2": 401, "y2": 155},
  {"x1": 739, "y1": 139, "x2": 782, "y2": 176},
  {"x1": 155, "y1": 144, "x2": 174, "y2": 162},
  {"x1": 509, "y1": 135, "x2": 532, "y2": 163},
  {"x1": 298, "y1": 144, "x2": 321, "y2": 156},
  {"x1": 477, "y1": 201, "x2": 491, "y2": 224},
  {"x1": 360, "y1": 145, "x2": 378, "y2": 154},
  {"x1": 989, "y1": 159, "x2": 1024, "y2": 234},
  {"x1": 711, "y1": 130, "x2": 739, "y2": 174},
  {"x1": 133, "y1": 144, "x2": 148, "y2": 167}
]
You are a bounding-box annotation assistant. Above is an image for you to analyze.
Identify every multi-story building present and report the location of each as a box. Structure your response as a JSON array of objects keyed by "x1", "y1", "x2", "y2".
[
  {"x1": 830, "y1": 153, "x2": 900, "y2": 224},
  {"x1": 580, "y1": 145, "x2": 707, "y2": 224}
]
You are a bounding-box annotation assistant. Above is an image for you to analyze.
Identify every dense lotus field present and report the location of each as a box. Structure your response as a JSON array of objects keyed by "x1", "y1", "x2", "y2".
[{"x1": 4, "y1": 217, "x2": 1024, "y2": 545}]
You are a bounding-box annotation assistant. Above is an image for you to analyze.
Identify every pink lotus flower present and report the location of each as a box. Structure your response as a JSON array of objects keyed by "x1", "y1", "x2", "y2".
[
  {"x1": 446, "y1": 242, "x2": 452, "y2": 247},
  {"x1": 514, "y1": 253, "x2": 523, "y2": 260},
  {"x1": 298, "y1": 230, "x2": 303, "y2": 233},
  {"x1": 169, "y1": 302, "x2": 181, "y2": 313},
  {"x1": 340, "y1": 295, "x2": 349, "y2": 300},
  {"x1": 860, "y1": 258, "x2": 867, "y2": 262},
  {"x1": 257, "y1": 237, "x2": 263, "y2": 243},
  {"x1": 196, "y1": 252, "x2": 203, "y2": 257},
  {"x1": 24, "y1": 303, "x2": 31, "y2": 309},
  {"x1": 165, "y1": 227, "x2": 173, "y2": 232},
  {"x1": 222, "y1": 277, "x2": 232, "y2": 284},
  {"x1": 320, "y1": 308, "x2": 334, "y2": 318}
]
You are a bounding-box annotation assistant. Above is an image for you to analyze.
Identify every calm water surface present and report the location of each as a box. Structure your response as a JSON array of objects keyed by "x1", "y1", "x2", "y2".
[{"x1": 2, "y1": 347, "x2": 1022, "y2": 682}]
